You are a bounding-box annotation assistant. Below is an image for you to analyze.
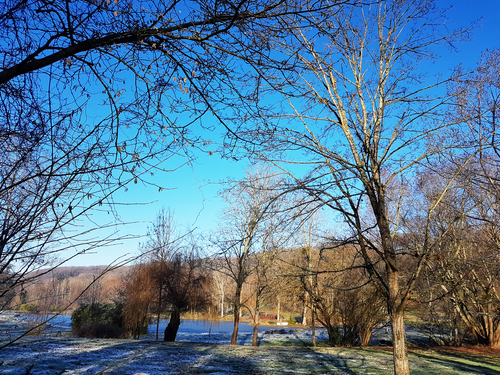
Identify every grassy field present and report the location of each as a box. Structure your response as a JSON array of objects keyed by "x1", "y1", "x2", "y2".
[
  {"x1": 0, "y1": 337, "x2": 499, "y2": 375},
  {"x1": 0, "y1": 314, "x2": 498, "y2": 374}
]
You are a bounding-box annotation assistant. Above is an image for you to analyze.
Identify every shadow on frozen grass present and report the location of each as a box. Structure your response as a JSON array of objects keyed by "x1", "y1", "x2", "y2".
[{"x1": 0, "y1": 336, "x2": 499, "y2": 374}]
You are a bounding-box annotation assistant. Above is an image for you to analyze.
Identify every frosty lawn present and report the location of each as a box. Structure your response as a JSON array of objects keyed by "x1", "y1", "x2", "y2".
[
  {"x1": 0, "y1": 315, "x2": 499, "y2": 374},
  {"x1": 1, "y1": 336, "x2": 499, "y2": 375}
]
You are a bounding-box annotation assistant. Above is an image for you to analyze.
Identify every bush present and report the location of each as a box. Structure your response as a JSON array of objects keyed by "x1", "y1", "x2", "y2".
[
  {"x1": 49, "y1": 305, "x2": 64, "y2": 312},
  {"x1": 19, "y1": 303, "x2": 38, "y2": 312},
  {"x1": 288, "y1": 316, "x2": 296, "y2": 325},
  {"x1": 77, "y1": 323, "x2": 127, "y2": 339},
  {"x1": 72, "y1": 303, "x2": 125, "y2": 337},
  {"x1": 125, "y1": 314, "x2": 150, "y2": 338}
]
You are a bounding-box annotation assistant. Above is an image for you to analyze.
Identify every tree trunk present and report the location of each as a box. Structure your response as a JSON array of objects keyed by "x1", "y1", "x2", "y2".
[
  {"x1": 359, "y1": 326, "x2": 372, "y2": 347},
  {"x1": 231, "y1": 307, "x2": 240, "y2": 345},
  {"x1": 252, "y1": 320, "x2": 259, "y2": 346},
  {"x1": 230, "y1": 286, "x2": 242, "y2": 345},
  {"x1": 252, "y1": 299, "x2": 260, "y2": 346},
  {"x1": 382, "y1": 217, "x2": 410, "y2": 375},
  {"x1": 326, "y1": 324, "x2": 341, "y2": 346},
  {"x1": 155, "y1": 312, "x2": 160, "y2": 342},
  {"x1": 277, "y1": 297, "x2": 281, "y2": 323},
  {"x1": 486, "y1": 319, "x2": 500, "y2": 348},
  {"x1": 452, "y1": 298, "x2": 500, "y2": 347},
  {"x1": 302, "y1": 302, "x2": 307, "y2": 326},
  {"x1": 156, "y1": 285, "x2": 162, "y2": 342},
  {"x1": 489, "y1": 330, "x2": 500, "y2": 348},
  {"x1": 164, "y1": 310, "x2": 180, "y2": 342},
  {"x1": 312, "y1": 305, "x2": 316, "y2": 347},
  {"x1": 476, "y1": 315, "x2": 500, "y2": 347},
  {"x1": 391, "y1": 310, "x2": 410, "y2": 375},
  {"x1": 221, "y1": 288, "x2": 224, "y2": 318}
]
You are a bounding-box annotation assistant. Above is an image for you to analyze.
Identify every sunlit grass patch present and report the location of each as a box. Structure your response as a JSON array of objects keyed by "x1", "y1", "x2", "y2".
[{"x1": 408, "y1": 349, "x2": 500, "y2": 375}]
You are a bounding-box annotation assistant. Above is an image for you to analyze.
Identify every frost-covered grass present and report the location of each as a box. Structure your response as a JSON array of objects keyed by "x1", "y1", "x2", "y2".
[
  {"x1": 2, "y1": 337, "x2": 499, "y2": 375},
  {"x1": 0, "y1": 315, "x2": 499, "y2": 374}
]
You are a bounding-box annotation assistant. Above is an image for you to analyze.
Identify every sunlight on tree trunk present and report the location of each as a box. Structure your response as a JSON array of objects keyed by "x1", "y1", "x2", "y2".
[{"x1": 391, "y1": 311, "x2": 409, "y2": 375}]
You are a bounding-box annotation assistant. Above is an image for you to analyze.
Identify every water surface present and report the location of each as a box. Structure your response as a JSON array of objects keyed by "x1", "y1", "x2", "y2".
[{"x1": 149, "y1": 318, "x2": 273, "y2": 335}]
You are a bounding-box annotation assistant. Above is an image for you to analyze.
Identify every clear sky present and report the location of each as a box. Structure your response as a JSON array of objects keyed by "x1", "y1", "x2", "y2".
[{"x1": 62, "y1": 0, "x2": 500, "y2": 267}]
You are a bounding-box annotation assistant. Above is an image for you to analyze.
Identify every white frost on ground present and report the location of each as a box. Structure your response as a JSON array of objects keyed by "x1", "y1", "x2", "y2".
[
  {"x1": 173, "y1": 328, "x2": 331, "y2": 346},
  {"x1": 0, "y1": 314, "x2": 400, "y2": 375}
]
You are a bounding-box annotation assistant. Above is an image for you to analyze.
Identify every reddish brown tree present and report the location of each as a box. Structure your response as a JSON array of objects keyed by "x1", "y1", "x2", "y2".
[{"x1": 141, "y1": 209, "x2": 208, "y2": 342}]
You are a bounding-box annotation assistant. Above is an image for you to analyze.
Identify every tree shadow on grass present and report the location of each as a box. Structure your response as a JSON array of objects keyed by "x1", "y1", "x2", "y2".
[
  {"x1": 88, "y1": 341, "x2": 355, "y2": 375},
  {"x1": 257, "y1": 331, "x2": 310, "y2": 347},
  {"x1": 8, "y1": 336, "x2": 498, "y2": 375},
  {"x1": 199, "y1": 344, "x2": 360, "y2": 374},
  {"x1": 256, "y1": 331, "x2": 391, "y2": 374},
  {"x1": 410, "y1": 350, "x2": 500, "y2": 375},
  {"x1": 429, "y1": 348, "x2": 500, "y2": 366}
]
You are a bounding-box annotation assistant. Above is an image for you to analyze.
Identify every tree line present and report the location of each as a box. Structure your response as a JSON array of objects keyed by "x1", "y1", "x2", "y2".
[{"x1": 9, "y1": 157, "x2": 500, "y2": 353}]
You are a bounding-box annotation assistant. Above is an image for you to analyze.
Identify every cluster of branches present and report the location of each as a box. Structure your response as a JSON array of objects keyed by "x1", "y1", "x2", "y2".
[
  {"x1": 2, "y1": 1, "x2": 499, "y2": 375},
  {"x1": 210, "y1": 167, "x2": 302, "y2": 345},
  {"x1": 0, "y1": 0, "x2": 337, "y2": 321},
  {"x1": 222, "y1": 1, "x2": 498, "y2": 374}
]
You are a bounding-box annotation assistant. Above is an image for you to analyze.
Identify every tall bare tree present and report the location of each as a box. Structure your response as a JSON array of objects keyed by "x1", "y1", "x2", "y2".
[
  {"x1": 417, "y1": 48, "x2": 500, "y2": 347},
  {"x1": 211, "y1": 268, "x2": 233, "y2": 318},
  {"x1": 247, "y1": 203, "x2": 294, "y2": 346},
  {"x1": 212, "y1": 167, "x2": 288, "y2": 345},
  {"x1": 232, "y1": 1, "x2": 478, "y2": 373}
]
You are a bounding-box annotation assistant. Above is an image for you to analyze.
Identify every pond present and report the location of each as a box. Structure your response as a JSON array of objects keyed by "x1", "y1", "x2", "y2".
[
  {"x1": 149, "y1": 318, "x2": 273, "y2": 335},
  {"x1": 18, "y1": 314, "x2": 283, "y2": 335}
]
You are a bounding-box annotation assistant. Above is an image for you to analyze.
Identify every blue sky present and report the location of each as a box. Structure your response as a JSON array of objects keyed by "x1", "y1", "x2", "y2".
[{"x1": 62, "y1": 0, "x2": 500, "y2": 267}]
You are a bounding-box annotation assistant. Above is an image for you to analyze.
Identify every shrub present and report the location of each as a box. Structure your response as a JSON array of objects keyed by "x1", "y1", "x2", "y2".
[
  {"x1": 288, "y1": 316, "x2": 296, "y2": 325},
  {"x1": 77, "y1": 323, "x2": 127, "y2": 339},
  {"x1": 72, "y1": 303, "x2": 125, "y2": 337},
  {"x1": 125, "y1": 314, "x2": 150, "y2": 338},
  {"x1": 19, "y1": 303, "x2": 38, "y2": 312},
  {"x1": 49, "y1": 305, "x2": 64, "y2": 312}
]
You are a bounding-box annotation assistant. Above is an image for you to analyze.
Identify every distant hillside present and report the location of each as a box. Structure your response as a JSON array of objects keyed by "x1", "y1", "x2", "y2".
[{"x1": 27, "y1": 265, "x2": 129, "y2": 283}]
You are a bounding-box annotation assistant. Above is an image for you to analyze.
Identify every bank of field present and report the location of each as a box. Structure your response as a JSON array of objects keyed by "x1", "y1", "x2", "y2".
[{"x1": 0, "y1": 337, "x2": 499, "y2": 375}]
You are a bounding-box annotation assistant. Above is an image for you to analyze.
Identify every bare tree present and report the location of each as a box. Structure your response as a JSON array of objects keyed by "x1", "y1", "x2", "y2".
[
  {"x1": 232, "y1": 1, "x2": 478, "y2": 373},
  {"x1": 247, "y1": 205, "x2": 293, "y2": 346},
  {"x1": 418, "y1": 160, "x2": 500, "y2": 346},
  {"x1": 449, "y1": 48, "x2": 500, "y2": 162},
  {"x1": 142, "y1": 208, "x2": 180, "y2": 341},
  {"x1": 212, "y1": 167, "x2": 287, "y2": 345},
  {"x1": 0, "y1": 0, "x2": 338, "y2": 333},
  {"x1": 413, "y1": 48, "x2": 500, "y2": 347},
  {"x1": 290, "y1": 213, "x2": 325, "y2": 346},
  {"x1": 161, "y1": 250, "x2": 208, "y2": 342},
  {"x1": 211, "y1": 268, "x2": 233, "y2": 318}
]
